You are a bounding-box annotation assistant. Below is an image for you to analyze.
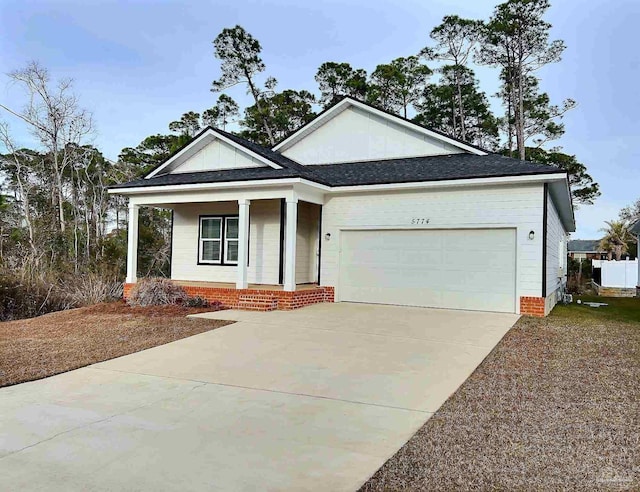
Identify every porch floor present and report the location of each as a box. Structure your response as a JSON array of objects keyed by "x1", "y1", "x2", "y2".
[{"x1": 172, "y1": 280, "x2": 320, "y2": 292}]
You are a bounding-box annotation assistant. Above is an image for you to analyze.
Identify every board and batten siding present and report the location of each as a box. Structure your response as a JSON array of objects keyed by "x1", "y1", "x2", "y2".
[
  {"x1": 171, "y1": 200, "x2": 280, "y2": 284},
  {"x1": 172, "y1": 138, "x2": 265, "y2": 173},
  {"x1": 545, "y1": 192, "x2": 567, "y2": 313},
  {"x1": 281, "y1": 105, "x2": 462, "y2": 165},
  {"x1": 320, "y1": 183, "x2": 546, "y2": 311}
]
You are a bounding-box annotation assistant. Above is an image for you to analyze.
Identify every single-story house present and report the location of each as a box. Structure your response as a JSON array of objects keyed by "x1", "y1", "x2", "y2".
[
  {"x1": 110, "y1": 97, "x2": 575, "y2": 316},
  {"x1": 568, "y1": 239, "x2": 606, "y2": 260}
]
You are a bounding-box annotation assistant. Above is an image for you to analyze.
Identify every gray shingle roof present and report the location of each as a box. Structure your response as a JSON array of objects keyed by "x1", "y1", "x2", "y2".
[
  {"x1": 111, "y1": 152, "x2": 563, "y2": 190},
  {"x1": 568, "y1": 239, "x2": 602, "y2": 253},
  {"x1": 630, "y1": 220, "x2": 640, "y2": 235},
  {"x1": 112, "y1": 167, "x2": 304, "y2": 189},
  {"x1": 306, "y1": 154, "x2": 559, "y2": 187}
]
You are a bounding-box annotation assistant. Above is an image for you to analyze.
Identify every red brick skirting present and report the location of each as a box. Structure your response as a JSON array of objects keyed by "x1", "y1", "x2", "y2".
[
  {"x1": 123, "y1": 283, "x2": 335, "y2": 312},
  {"x1": 123, "y1": 283, "x2": 133, "y2": 299},
  {"x1": 520, "y1": 296, "x2": 545, "y2": 317}
]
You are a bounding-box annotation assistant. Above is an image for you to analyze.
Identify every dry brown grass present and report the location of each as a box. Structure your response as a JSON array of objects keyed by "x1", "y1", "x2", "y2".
[
  {"x1": 0, "y1": 301, "x2": 232, "y2": 387},
  {"x1": 360, "y1": 305, "x2": 640, "y2": 491}
]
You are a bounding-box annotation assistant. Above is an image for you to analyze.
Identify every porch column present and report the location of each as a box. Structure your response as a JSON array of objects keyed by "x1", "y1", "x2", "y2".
[
  {"x1": 236, "y1": 199, "x2": 250, "y2": 289},
  {"x1": 126, "y1": 203, "x2": 139, "y2": 283},
  {"x1": 284, "y1": 197, "x2": 298, "y2": 292}
]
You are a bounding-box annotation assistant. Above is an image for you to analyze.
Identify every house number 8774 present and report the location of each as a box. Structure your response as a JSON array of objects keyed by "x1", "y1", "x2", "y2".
[{"x1": 411, "y1": 218, "x2": 430, "y2": 225}]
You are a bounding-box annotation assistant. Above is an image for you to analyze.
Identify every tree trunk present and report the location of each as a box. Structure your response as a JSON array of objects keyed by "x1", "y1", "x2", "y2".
[
  {"x1": 6, "y1": 151, "x2": 39, "y2": 267},
  {"x1": 245, "y1": 71, "x2": 275, "y2": 145},
  {"x1": 455, "y1": 69, "x2": 466, "y2": 141},
  {"x1": 516, "y1": 69, "x2": 526, "y2": 160},
  {"x1": 507, "y1": 93, "x2": 513, "y2": 157},
  {"x1": 52, "y1": 143, "x2": 66, "y2": 234},
  {"x1": 451, "y1": 100, "x2": 457, "y2": 136}
]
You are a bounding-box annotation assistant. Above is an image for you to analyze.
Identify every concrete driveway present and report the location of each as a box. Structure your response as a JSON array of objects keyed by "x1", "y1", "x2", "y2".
[{"x1": 0, "y1": 303, "x2": 518, "y2": 491}]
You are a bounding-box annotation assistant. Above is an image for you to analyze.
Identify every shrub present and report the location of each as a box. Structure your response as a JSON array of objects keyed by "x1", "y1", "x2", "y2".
[
  {"x1": 183, "y1": 296, "x2": 209, "y2": 308},
  {"x1": 62, "y1": 274, "x2": 123, "y2": 306},
  {"x1": 207, "y1": 300, "x2": 224, "y2": 310},
  {"x1": 127, "y1": 278, "x2": 188, "y2": 307},
  {"x1": 0, "y1": 272, "x2": 126, "y2": 321},
  {"x1": 0, "y1": 275, "x2": 71, "y2": 321},
  {"x1": 566, "y1": 275, "x2": 585, "y2": 295}
]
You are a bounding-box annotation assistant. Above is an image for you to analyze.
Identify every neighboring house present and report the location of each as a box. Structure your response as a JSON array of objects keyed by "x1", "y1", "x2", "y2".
[
  {"x1": 631, "y1": 221, "x2": 640, "y2": 292},
  {"x1": 568, "y1": 239, "x2": 606, "y2": 260},
  {"x1": 110, "y1": 97, "x2": 575, "y2": 316}
]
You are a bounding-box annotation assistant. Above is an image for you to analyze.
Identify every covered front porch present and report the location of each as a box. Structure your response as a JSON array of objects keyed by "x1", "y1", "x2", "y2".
[{"x1": 122, "y1": 182, "x2": 333, "y2": 310}]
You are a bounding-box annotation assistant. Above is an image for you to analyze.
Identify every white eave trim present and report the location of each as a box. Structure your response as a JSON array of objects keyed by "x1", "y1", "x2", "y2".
[
  {"x1": 145, "y1": 128, "x2": 283, "y2": 179},
  {"x1": 548, "y1": 176, "x2": 577, "y2": 232},
  {"x1": 328, "y1": 172, "x2": 567, "y2": 193},
  {"x1": 109, "y1": 178, "x2": 323, "y2": 195},
  {"x1": 109, "y1": 172, "x2": 567, "y2": 196},
  {"x1": 272, "y1": 97, "x2": 488, "y2": 156}
]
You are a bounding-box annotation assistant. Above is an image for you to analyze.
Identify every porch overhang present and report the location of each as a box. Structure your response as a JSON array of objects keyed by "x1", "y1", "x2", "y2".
[{"x1": 109, "y1": 179, "x2": 326, "y2": 207}]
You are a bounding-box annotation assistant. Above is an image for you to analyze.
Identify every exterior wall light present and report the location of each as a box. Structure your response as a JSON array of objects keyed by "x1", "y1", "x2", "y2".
[
  {"x1": 325, "y1": 233, "x2": 331, "y2": 241},
  {"x1": 529, "y1": 230, "x2": 535, "y2": 240}
]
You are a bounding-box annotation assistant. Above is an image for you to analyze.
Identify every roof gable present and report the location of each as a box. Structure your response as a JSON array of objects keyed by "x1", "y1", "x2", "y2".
[
  {"x1": 171, "y1": 137, "x2": 266, "y2": 173},
  {"x1": 146, "y1": 128, "x2": 282, "y2": 178},
  {"x1": 273, "y1": 97, "x2": 487, "y2": 165}
]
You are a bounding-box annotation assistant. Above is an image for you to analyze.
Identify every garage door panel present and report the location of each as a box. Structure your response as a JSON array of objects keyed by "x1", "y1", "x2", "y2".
[
  {"x1": 345, "y1": 285, "x2": 445, "y2": 308},
  {"x1": 339, "y1": 229, "x2": 516, "y2": 313},
  {"x1": 438, "y1": 267, "x2": 514, "y2": 287},
  {"x1": 440, "y1": 290, "x2": 514, "y2": 312},
  {"x1": 340, "y1": 265, "x2": 444, "y2": 289},
  {"x1": 443, "y1": 230, "x2": 514, "y2": 251}
]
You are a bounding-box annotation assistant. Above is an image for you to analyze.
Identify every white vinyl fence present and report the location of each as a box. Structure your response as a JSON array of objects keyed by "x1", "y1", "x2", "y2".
[{"x1": 593, "y1": 259, "x2": 638, "y2": 288}]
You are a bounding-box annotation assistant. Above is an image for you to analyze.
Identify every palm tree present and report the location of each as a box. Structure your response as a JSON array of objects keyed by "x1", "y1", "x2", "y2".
[{"x1": 599, "y1": 220, "x2": 633, "y2": 260}]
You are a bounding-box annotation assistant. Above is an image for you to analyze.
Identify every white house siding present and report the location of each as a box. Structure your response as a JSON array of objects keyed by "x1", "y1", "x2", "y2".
[
  {"x1": 320, "y1": 183, "x2": 546, "y2": 313},
  {"x1": 281, "y1": 106, "x2": 462, "y2": 165},
  {"x1": 171, "y1": 199, "x2": 280, "y2": 284},
  {"x1": 545, "y1": 193, "x2": 567, "y2": 314},
  {"x1": 295, "y1": 202, "x2": 320, "y2": 284},
  {"x1": 172, "y1": 138, "x2": 264, "y2": 173}
]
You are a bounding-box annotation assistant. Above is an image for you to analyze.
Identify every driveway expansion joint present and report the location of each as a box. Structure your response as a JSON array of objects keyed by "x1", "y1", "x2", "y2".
[
  {"x1": 90, "y1": 366, "x2": 433, "y2": 414},
  {"x1": 0, "y1": 380, "x2": 208, "y2": 462}
]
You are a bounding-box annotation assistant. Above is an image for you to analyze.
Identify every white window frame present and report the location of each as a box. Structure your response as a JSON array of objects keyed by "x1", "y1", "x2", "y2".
[
  {"x1": 224, "y1": 217, "x2": 239, "y2": 265},
  {"x1": 198, "y1": 215, "x2": 242, "y2": 265},
  {"x1": 199, "y1": 217, "x2": 223, "y2": 264}
]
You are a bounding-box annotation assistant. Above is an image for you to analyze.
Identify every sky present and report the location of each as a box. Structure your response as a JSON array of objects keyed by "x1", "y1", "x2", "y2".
[{"x1": 0, "y1": 0, "x2": 638, "y2": 238}]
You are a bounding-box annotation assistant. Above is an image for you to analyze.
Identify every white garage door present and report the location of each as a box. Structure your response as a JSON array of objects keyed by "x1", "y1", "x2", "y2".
[{"x1": 338, "y1": 228, "x2": 516, "y2": 313}]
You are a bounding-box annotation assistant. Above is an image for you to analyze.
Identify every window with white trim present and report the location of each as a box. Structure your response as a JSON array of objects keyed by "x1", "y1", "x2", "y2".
[
  {"x1": 225, "y1": 217, "x2": 239, "y2": 264},
  {"x1": 199, "y1": 217, "x2": 222, "y2": 264},
  {"x1": 198, "y1": 216, "x2": 241, "y2": 265}
]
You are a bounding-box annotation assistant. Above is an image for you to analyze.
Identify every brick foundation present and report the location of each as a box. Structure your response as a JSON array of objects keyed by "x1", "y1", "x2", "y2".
[
  {"x1": 123, "y1": 283, "x2": 335, "y2": 312},
  {"x1": 123, "y1": 283, "x2": 133, "y2": 299},
  {"x1": 520, "y1": 296, "x2": 545, "y2": 317}
]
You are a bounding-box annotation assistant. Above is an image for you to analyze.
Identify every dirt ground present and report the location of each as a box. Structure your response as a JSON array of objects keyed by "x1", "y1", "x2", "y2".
[
  {"x1": 0, "y1": 301, "x2": 232, "y2": 388},
  {"x1": 360, "y1": 298, "x2": 640, "y2": 491}
]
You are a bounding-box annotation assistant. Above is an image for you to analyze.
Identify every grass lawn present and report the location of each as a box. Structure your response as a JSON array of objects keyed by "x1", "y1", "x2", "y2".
[
  {"x1": 0, "y1": 302, "x2": 232, "y2": 388},
  {"x1": 361, "y1": 296, "x2": 640, "y2": 491}
]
